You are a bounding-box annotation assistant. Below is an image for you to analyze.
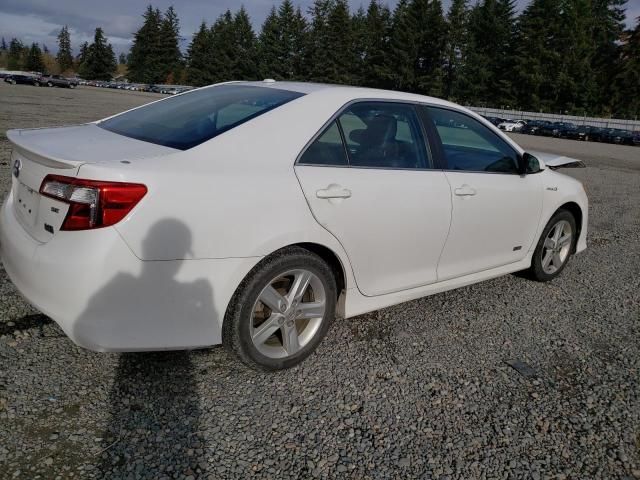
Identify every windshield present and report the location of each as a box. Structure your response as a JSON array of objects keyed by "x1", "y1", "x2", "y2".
[{"x1": 99, "y1": 84, "x2": 304, "y2": 150}]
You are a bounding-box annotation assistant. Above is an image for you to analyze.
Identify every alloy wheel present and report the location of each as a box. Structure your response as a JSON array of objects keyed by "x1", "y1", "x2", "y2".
[
  {"x1": 250, "y1": 269, "x2": 326, "y2": 359},
  {"x1": 541, "y1": 220, "x2": 572, "y2": 274}
]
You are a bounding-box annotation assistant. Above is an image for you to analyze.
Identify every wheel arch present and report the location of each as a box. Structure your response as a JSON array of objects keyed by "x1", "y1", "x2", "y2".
[
  {"x1": 556, "y1": 201, "x2": 583, "y2": 252},
  {"x1": 290, "y1": 242, "x2": 346, "y2": 299}
]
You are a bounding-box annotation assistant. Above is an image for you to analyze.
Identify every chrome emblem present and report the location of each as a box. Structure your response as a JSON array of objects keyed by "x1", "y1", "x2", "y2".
[{"x1": 13, "y1": 158, "x2": 21, "y2": 178}]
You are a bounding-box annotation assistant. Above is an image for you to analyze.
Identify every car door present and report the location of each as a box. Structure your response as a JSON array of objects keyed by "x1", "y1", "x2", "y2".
[
  {"x1": 423, "y1": 106, "x2": 543, "y2": 281},
  {"x1": 294, "y1": 102, "x2": 452, "y2": 297}
]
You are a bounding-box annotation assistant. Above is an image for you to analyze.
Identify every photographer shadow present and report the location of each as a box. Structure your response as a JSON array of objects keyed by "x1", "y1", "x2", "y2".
[{"x1": 85, "y1": 219, "x2": 212, "y2": 477}]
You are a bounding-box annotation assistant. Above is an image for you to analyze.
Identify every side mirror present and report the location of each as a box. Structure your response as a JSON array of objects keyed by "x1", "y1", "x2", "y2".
[{"x1": 519, "y1": 152, "x2": 541, "y2": 175}]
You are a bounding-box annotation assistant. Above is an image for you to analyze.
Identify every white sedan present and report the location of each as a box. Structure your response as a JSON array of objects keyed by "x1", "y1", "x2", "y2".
[
  {"x1": 0, "y1": 81, "x2": 588, "y2": 370},
  {"x1": 498, "y1": 119, "x2": 527, "y2": 132}
]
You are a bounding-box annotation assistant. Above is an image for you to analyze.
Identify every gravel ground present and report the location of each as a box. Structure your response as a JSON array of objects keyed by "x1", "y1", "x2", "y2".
[{"x1": 0, "y1": 82, "x2": 639, "y2": 480}]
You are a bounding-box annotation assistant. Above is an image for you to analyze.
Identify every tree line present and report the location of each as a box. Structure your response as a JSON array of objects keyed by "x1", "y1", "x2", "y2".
[
  {"x1": 1, "y1": 26, "x2": 117, "y2": 81},
  {"x1": 1, "y1": 0, "x2": 638, "y2": 118},
  {"x1": 128, "y1": 0, "x2": 638, "y2": 118}
]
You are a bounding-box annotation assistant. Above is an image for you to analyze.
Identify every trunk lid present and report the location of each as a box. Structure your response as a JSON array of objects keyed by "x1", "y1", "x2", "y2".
[{"x1": 6, "y1": 124, "x2": 176, "y2": 243}]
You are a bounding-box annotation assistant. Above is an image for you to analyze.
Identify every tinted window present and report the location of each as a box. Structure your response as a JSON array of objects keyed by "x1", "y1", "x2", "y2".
[
  {"x1": 99, "y1": 85, "x2": 304, "y2": 150},
  {"x1": 427, "y1": 107, "x2": 519, "y2": 173},
  {"x1": 298, "y1": 121, "x2": 348, "y2": 166},
  {"x1": 339, "y1": 103, "x2": 429, "y2": 169}
]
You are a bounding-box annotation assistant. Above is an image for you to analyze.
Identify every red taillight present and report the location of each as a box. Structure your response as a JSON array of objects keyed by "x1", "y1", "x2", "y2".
[{"x1": 40, "y1": 175, "x2": 147, "y2": 231}]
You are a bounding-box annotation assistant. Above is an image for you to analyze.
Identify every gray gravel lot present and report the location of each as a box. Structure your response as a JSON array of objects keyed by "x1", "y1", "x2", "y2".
[{"x1": 0, "y1": 82, "x2": 638, "y2": 479}]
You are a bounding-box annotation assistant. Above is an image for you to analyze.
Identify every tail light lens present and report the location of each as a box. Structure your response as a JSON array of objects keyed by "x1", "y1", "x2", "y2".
[{"x1": 40, "y1": 175, "x2": 147, "y2": 231}]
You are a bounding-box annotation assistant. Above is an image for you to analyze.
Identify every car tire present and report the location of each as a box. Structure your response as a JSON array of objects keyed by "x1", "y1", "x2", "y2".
[
  {"x1": 69, "y1": 84, "x2": 75, "y2": 89},
  {"x1": 34, "y1": 81, "x2": 40, "y2": 87},
  {"x1": 47, "y1": 82, "x2": 53, "y2": 87},
  {"x1": 10, "y1": 79, "x2": 16, "y2": 85},
  {"x1": 223, "y1": 246, "x2": 337, "y2": 371},
  {"x1": 526, "y1": 210, "x2": 577, "y2": 282}
]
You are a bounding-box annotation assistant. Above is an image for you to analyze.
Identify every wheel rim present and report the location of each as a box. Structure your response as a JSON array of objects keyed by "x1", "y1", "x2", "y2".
[
  {"x1": 250, "y1": 269, "x2": 326, "y2": 359},
  {"x1": 541, "y1": 220, "x2": 572, "y2": 274}
]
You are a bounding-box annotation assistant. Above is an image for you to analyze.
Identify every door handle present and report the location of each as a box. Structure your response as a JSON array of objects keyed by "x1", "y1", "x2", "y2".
[
  {"x1": 454, "y1": 185, "x2": 476, "y2": 197},
  {"x1": 316, "y1": 185, "x2": 352, "y2": 199}
]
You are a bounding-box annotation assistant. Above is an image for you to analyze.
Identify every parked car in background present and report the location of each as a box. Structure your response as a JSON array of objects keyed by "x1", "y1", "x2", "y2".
[
  {"x1": 0, "y1": 81, "x2": 588, "y2": 370},
  {"x1": 602, "y1": 128, "x2": 635, "y2": 145},
  {"x1": 539, "y1": 122, "x2": 576, "y2": 137},
  {"x1": 520, "y1": 120, "x2": 550, "y2": 135},
  {"x1": 4, "y1": 74, "x2": 41, "y2": 86},
  {"x1": 39, "y1": 74, "x2": 78, "y2": 88},
  {"x1": 633, "y1": 132, "x2": 640, "y2": 146},
  {"x1": 563, "y1": 125, "x2": 595, "y2": 141},
  {"x1": 498, "y1": 119, "x2": 526, "y2": 132}
]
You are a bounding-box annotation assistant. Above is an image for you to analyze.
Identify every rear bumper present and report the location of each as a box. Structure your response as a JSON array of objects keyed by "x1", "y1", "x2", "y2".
[{"x1": 0, "y1": 196, "x2": 259, "y2": 351}]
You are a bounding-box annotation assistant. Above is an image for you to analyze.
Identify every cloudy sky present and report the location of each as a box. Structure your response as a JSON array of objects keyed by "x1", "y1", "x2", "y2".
[{"x1": 1, "y1": 0, "x2": 638, "y2": 56}]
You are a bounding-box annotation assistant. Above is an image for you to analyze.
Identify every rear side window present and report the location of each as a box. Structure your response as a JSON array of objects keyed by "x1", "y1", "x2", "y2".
[
  {"x1": 426, "y1": 107, "x2": 519, "y2": 173},
  {"x1": 99, "y1": 85, "x2": 304, "y2": 150},
  {"x1": 298, "y1": 121, "x2": 348, "y2": 166},
  {"x1": 339, "y1": 103, "x2": 429, "y2": 169}
]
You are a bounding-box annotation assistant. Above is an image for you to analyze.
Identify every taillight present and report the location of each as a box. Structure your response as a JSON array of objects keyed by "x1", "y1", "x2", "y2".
[{"x1": 40, "y1": 175, "x2": 147, "y2": 231}]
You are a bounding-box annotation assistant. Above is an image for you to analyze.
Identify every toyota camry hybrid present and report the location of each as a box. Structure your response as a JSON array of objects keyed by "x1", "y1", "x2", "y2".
[{"x1": 0, "y1": 81, "x2": 588, "y2": 370}]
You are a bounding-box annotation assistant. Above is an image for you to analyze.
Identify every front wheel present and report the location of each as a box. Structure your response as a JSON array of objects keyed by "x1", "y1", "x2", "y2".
[
  {"x1": 47, "y1": 82, "x2": 53, "y2": 87},
  {"x1": 223, "y1": 247, "x2": 337, "y2": 370},
  {"x1": 526, "y1": 210, "x2": 576, "y2": 282}
]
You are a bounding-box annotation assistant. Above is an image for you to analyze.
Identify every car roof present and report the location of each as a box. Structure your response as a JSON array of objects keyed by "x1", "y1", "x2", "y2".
[{"x1": 229, "y1": 80, "x2": 461, "y2": 109}]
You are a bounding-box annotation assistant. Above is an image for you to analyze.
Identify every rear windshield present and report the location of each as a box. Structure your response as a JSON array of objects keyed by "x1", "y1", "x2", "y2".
[{"x1": 99, "y1": 84, "x2": 304, "y2": 150}]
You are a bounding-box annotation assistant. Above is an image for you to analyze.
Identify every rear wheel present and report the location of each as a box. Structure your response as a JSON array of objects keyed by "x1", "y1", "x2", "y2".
[
  {"x1": 10, "y1": 79, "x2": 16, "y2": 85},
  {"x1": 526, "y1": 210, "x2": 576, "y2": 282},
  {"x1": 47, "y1": 81, "x2": 53, "y2": 87},
  {"x1": 223, "y1": 247, "x2": 337, "y2": 370}
]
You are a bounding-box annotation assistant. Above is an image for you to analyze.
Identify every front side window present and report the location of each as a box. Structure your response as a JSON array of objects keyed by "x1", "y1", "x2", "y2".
[
  {"x1": 99, "y1": 84, "x2": 304, "y2": 150},
  {"x1": 339, "y1": 103, "x2": 429, "y2": 169},
  {"x1": 426, "y1": 107, "x2": 519, "y2": 173}
]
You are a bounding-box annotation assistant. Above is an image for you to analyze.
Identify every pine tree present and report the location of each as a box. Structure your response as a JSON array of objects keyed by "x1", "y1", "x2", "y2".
[
  {"x1": 78, "y1": 28, "x2": 117, "y2": 80},
  {"x1": 388, "y1": 0, "x2": 418, "y2": 90},
  {"x1": 279, "y1": 0, "x2": 308, "y2": 79},
  {"x1": 232, "y1": 6, "x2": 259, "y2": 79},
  {"x1": 361, "y1": 0, "x2": 393, "y2": 88},
  {"x1": 613, "y1": 16, "x2": 640, "y2": 118},
  {"x1": 43, "y1": 44, "x2": 49, "y2": 54},
  {"x1": 7, "y1": 38, "x2": 23, "y2": 69},
  {"x1": 590, "y1": 0, "x2": 627, "y2": 115},
  {"x1": 56, "y1": 25, "x2": 74, "y2": 72},
  {"x1": 24, "y1": 43, "x2": 44, "y2": 72},
  {"x1": 555, "y1": 0, "x2": 598, "y2": 114},
  {"x1": 351, "y1": 6, "x2": 369, "y2": 85},
  {"x1": 259, "y1": 7, "x2": 281, "y2": 78},
  {"x1": 127, "y1": 5, "x2": 163, "y2": 83},
  {"x1": 186, "y1": 21, "x2": 214, "y2": 86},
  {"x1": 159, "y1": 6, "x2": 182, "y2": 83},
  {"x1": 444, "y1": 0, "x2": 468, "y2": 100},
  {"x1": 512, "y1": 0, "x2": 562, "y2": 111},
  {"x1": 209, "y1": 11, "x2": 235, "y2": 82},
  {"x1": 413, "y1": 0, "x2": 448, "y2": 96},
  {"x1": 1, "y1": 38, "x2": 7, "y2": 51},
  {"x1": 259, "y1": 1, "x2": 308, "y2": 80},
  {"x1": 457, "y1": 0, "x2": 516, "y2": 106},
  {"x1": 307, "y1": 0, "x2": 336, "y2": 82}
]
